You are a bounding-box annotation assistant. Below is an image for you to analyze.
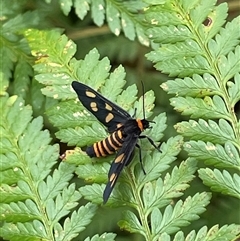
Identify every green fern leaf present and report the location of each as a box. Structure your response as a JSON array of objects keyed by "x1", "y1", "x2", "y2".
[
  {"x1": 84, "y1": 232, "x2": 116, "y2": 241},
  {"x1": 218, "y1": 46, "x2": 240, "y2": 81},
  {"x1": 185, "y1": 141, "x2": 240, "y2": 170},
  {"x1": 133, "y1": 90, "x2": 155, "y2": 118},
  {"x1": 75, "y1": 0, "x2": 90, "y2": 19},
  {"x1": 1, "y1": 96, "x2": 32, "y2": 141},
  {"x1": 118, "y1": 210, "x2": 145, "y2": 235},
  {"x1": 198, "y1": 168, "x2": 240, "y2": 198},
  {"x1": 145, "y1": 0, "x2": 236, "y2": 79},
  {"x1": 151, "y1": 2, "x2": 240, "y2": 200},
  {"x1": 11, "y1": 59, "x2": 32, "y2": 99},
  {"x1": 106, "y1": 1, "x2": 121, "y2": 36},
  {"x1": 162, "y1": 74, "x2": 222, "y2": 97},
  {"x1": 2, "y1": 11, "x2": 40, "y2": 35},
  {"x1": 47, "y1": 100, "x2": 92, "y2": 129},
  {"x1": 100, "y1": 65, "x2": 126, "y2": 101},
  {"x1": 56, "y1": 122, "x2": 107, "y2": 146},
  {"x1": 142, "y1": 158, "x2": 197, "y2": 209},
  {"x1": 55, "y1": 203, "x2": 97, "y2": 241},
  {"x1": 200, "y1": 3, "x2": 228, "y2": 41},
  {"x1": 136, "y1": 136, "x2": 183, "y2": 185},
  {"x1": 79, "y1": 183, "x2": 105, "y2": 204},
  {"x1": 59, "y1": 0, "x2": 73, "y2": 15},
  {"x1": 160, "y1": 158, "x2": 197, "y2": 199},
  {"x1": 116, "y1": 84, "x2": 138, "y2": 111},
  {"x1": 76, "y1": 162, "x2": 109, "y2": 183},
  {"x1": 0, "y1": 95, "x2": 97, "y2": 240},
  {"x1": 158, "y1": 192, "x2": 211, "y2": 234},
  {"x1": 1, "y1": 11, "x2": 40, "y2": 90},
  {"x1": 121, "y1": 12, "x2": 135, "y2": 40},
  {"x1": 0, "y1": 184, "x2": 29, "y2": 203},
  {"x1": 0, "y1": 199, "x2": 40, "y2": 222},
  {"x1": 119, "y1": 192, "x2": 211, "y2": 238},
  {"x1": 91, "y1": 0, "x2": 105, "y2": 26},
  {"x1": 209, "y1": 16, "x2": 240, "y2": 57},
  {"x1": 38, "y1": 163, "x2": 76, "y2": 201},
  {"x1": 228, "y1": 73, "x2": 240, "y2": 106},
  {"x1": 147, "y1": 113, "x2": 167, "y2": 141},
  {"x1": 188, "y1": 0, "x2": 216, "y2": 27},
  {"x1": 106, "y1": 1, "x2": 150, "y2": 45},
  {"x1": 0, "y1": 220, "x2": 48, "y2": 241},
  {"x1": 157, "y1": 224, "x2": 240, "y2": 241},
  {"x1": 45, "y1": 184, "x2": 81, "y2": 222},
  {"x1": 175, "y1": 119, "x2": 236, "y2": 145},
  {"x1": 171, "y1": 96, "x2": 231, "y2": 120},
  {"x1": 57, "y1": 0, "x2": 150, "y2": 45},
  {"x1": 151, "y1": 207, "x2": 162, "y2": 235}
]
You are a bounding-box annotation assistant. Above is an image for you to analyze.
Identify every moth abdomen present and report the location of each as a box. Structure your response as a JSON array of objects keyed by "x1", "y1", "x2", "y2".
[{"x1": 86, "y1": 130, "x2": 124, "y2": 157}]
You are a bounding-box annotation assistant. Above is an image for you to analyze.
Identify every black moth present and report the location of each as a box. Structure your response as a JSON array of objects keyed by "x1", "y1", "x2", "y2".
[{"x1": 72, "y1": 81, "x2": 160, "y2": 203}]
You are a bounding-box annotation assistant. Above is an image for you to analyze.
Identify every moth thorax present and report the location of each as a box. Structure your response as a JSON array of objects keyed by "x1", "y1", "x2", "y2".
[
  {"x1": 141, "y1": 119, "x2": 150, "y2": 130},
  {"x1": 136, "y1": 119, "x2": 149, "y2": 131}
]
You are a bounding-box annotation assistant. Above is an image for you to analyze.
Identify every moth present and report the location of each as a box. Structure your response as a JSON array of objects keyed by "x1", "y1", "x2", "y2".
[{"x1": 72, "y1": 81, "x2": 160, "y2": 203}]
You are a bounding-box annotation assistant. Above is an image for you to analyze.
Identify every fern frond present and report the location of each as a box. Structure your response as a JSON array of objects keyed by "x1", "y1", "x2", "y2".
[
  {"x1": 1, "y1": 8, "x2": 57, "y2": 120},
  {"x1": 141, "y1": 158, "x2": 197, "y2": 209},
  {"x1": 55, "y1": 0, "x2": 150, "y2": 45},
  {"x1": 170, "y1": 96, "x2": 231, "y2": 120},
  {"x1": 209, "y1": 16, "x2": 240, "y2": 57},
  {"x1": 55, "y1": 203, "x2": 98, "y2": 241},
  {"x1": 84, "y1": 232, "x2": 116, "y2": 241},
  {"x1": 176, "y1": 119, "x2": 236, "y2": 145},
  {"x1": 161, "y1": 74, "x2": 222, "y2": 97},
  {"x1": 185, "y1": 141, "x2": 240, "y2": 170},
  {"x1": 156, "y1": 192, "x2": 211, "y2": 233},
  {"x1": 1, "y1": 10, "x2": 41, "y2": 97},
  {"x1": 4, "y1": 0, "x2": 239, "y2": 240},
  {"x1": 0, "y1": 96, "x2": 97, "y2": 240},
  {"x1": 118, "y1": 192, "x2": 211, "y2": 239},
  {"x1": 26, "y1": 29, "x2": 157, "y2": 150},
  {"x1": 145, "y1": 0, "x2": 240, "y2": 200},
  {"x1": 22, "y1": 1, "x2": 239, "y2": 236},
  {"x1": 145, "y1": 1, "x2": 236, "y2": 77},
  {"x1": 198, "y1": 168, "x2": 240, "y2": 199},
  {"x1": 157, "y1": 224, "x2": 240, "y2": 241}
]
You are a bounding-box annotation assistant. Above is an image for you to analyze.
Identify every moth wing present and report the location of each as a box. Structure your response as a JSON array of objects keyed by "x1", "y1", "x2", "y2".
[
  {"x1": 72, "y1": 81, "x2": 131, "y2": 132},
  {"x1": 103, "y1": 135, "x2": 138, "y2": 203}
]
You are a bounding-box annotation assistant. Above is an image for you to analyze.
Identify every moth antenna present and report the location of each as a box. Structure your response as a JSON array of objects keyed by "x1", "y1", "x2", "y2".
[{"x1": 140, "y1": 80, "x2": 146, "y2": 120}]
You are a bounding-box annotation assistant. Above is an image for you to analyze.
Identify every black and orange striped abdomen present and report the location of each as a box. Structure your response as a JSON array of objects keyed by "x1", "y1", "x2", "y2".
[{"x1": 86, "y1": 130, "x2": 124, "y2": 157}]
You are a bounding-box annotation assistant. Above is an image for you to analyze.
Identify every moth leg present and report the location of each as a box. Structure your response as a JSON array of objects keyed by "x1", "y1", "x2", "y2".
[
  {"x1": 139, "y1": 135, "x2": 161, "y2": 152},
  {"x1": 132, "y1": 108, "x2": 137, "y2": 118},
  {"x1": 135, "y1": 143, "x2": 146, "y2": 175}
]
